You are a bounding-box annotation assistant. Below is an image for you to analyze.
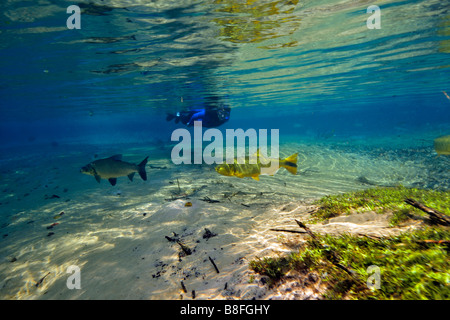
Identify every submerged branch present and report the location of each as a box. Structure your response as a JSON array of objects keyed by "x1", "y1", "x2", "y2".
[
  {"x1": 35, "y1": 272, "x2": 51, "y2": 288},
  {"x1": 164, "y1": 195, "x2": 190, "y2": 201},
  {"x1": 208, "y1": 256, "x2": 220, "y2": 273},
  {"x1": 199, "y1": 196, "x2": 221, "y2": 203},
  {"x1": 404, "y1": 198, "x2": 450, "y2": 226},
  {"x1": 295, "y1": 220, "x2": 357, "y2": 277},
  {"x1": 295, "y1": 219, "x2": 318, "y2": 240},
  {"x1": 270, "y1": 228, "x2": 306, "y2": 234}
]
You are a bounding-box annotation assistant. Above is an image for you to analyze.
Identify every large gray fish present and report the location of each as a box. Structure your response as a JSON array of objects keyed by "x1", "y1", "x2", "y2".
[{"x1": 81, "y1": 154, "x2": 148, "y2": 186}]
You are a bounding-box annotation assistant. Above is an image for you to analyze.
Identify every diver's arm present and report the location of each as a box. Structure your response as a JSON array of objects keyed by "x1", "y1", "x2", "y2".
[{"x1": 186, "y1": 109, "x2": 205, "y2": 125}]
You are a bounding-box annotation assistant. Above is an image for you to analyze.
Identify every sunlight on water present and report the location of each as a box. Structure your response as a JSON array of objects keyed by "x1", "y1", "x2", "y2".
[
  {"x1": 0, "y1": 0, "x2": 449, "y2": 301},
  {"x1": 1, "y1": 0, "x2": 449, "y2": 119}
]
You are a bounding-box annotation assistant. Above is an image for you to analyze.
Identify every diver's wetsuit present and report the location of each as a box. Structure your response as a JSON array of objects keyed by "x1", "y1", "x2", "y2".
[{"x1": 167, "y1": 106, "x2": 231, "y2": 128}]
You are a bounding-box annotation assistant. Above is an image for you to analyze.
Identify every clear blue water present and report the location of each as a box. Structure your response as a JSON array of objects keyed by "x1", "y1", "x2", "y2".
[
  {"x1": 0, "y1": 0, "x2": 449, "y2": 300},
  {"x1": 1, "y1": 0, "x2": 449, "y2": 147}
]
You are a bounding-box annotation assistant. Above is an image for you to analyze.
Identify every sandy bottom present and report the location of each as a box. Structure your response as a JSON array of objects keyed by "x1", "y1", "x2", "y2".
[{"x1": 0, "y1": 135, "x2": 448, "y2": 299}]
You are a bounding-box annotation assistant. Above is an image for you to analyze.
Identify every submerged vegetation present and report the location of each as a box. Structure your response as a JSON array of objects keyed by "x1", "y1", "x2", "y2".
[
  {"x1": 250, "y1": 187, "x2": 450, "y2": 299},
  {"x1": 250, "y1": 227, "x2": 450, "y2": 299},
  {"x1": 312, "y1": 186, "x2": 450, "y2": 226}
]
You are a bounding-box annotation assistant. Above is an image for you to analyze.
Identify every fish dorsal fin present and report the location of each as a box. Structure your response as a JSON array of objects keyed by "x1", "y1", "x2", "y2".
[
  {"x1": 109, "y1": 154, "x2": 122, "y2": 161},
  {"x1": 253, "y1": 148, "x2": 270, "y2": 163}
]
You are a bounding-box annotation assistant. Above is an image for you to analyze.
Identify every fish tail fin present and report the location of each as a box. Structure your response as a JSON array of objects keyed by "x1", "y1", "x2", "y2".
[
  {"x1": 281, "y1": 153, "x2": 298, "y2": 175},
  {"x1": 138, "y1": 157, "x2": 148, "y2": 181}
]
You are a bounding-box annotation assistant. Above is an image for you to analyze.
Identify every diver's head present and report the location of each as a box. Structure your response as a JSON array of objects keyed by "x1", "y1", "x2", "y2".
[{"x1": 217, "y1": 105, "x2": 231, "y2": 121}]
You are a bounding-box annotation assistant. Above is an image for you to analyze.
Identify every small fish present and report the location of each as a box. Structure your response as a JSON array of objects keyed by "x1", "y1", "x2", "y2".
[
  {"x1": 434, "y1": 135, "x2": 450, "y2": 156},
  {"x1": 53, "y1": 211, "x2": 64, "y2": 219},
  {"x1": 215, "y1": 151, "x2": 298, "y2": 181},
  {"x1": 45, "y1": 194, "x2": 60, "y2": 200},
  {"x1": 81, "y1": 154, "x2": 148, "y2": 186},
  {"x1": 47, "y1": 223, "x2": 59, "y2": 229}
]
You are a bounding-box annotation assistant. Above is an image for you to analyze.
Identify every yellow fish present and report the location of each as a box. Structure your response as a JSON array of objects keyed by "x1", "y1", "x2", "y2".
[
  {"x1": 215, "y1": 151, "x2": 298, "y2": 181},
  {"x1": 434, "y1": 135, "x2": 450, "y2": 156}
]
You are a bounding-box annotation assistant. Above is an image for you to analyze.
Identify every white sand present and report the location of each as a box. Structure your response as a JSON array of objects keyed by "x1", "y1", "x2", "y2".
[{"x1": 0, "y1": 137, "x2": 448, "y2": 299}]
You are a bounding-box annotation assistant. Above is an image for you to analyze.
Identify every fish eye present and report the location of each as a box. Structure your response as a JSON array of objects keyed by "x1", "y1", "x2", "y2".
[
  {"x1": 81, "y1": 165, "x2": 91, "y2": 173},
  {"x1": 215, "y1": 166, "x2": 224, "y2": 172}
]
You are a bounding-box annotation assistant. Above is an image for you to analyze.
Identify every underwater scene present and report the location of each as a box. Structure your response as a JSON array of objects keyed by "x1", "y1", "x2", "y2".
[{"x1": 0, "y1": 0, "x2": 449, "y2": 301}]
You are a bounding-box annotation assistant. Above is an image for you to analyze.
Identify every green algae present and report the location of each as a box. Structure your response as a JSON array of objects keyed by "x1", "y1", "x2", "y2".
[
  {"x1": 250, "y1": 227, "x2": 450, "y2": 299},
  {"x1": 312, "y1": 186, "x2": 450, "y2": 226},
  {"x1": 250, "y1": 187, "x2": 450, "y2": 299}
]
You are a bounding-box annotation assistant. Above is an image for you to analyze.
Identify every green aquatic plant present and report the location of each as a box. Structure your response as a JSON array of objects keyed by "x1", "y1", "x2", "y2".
[
  {"x1": 249, "y1": 256, "x2": 290, "y2": 283},
  {"x1": 389, "y1": 208, "x2": 412, "y2": 226},
  {"x1": 312, "y1": 186, "x2": 450, "y2": 226},
  {"x1": 250, "y1": 227, "x2": 450, "y2": 300}
]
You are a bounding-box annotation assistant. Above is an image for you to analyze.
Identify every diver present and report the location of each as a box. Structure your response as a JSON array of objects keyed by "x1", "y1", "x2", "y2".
[{"x1": 166, "y1": 104, "x2": 231, "y2": 128}]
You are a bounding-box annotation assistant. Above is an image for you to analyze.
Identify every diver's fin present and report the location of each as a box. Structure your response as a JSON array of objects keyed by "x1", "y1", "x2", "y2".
[
  {"x1": 166, "y1": 114, "x2": 176, "y2": 121},
  {"x1": 108, "y1": 178, "x2": 117, "y2": 186},
  {"x1": 138, "y1": 157, "x2": 148, "y2": 181},
  {"x1": 281, "y1": 153, "x2": 298, "y2": 175},
  {"x1": 109, "y1": 154, "x2": 122, "y2": 161},
  {"x1": 128, "y1": 172, "x2": 135, "y2": 181},
  {"x1": 94, "y1": 174, "x2": 101, "y2": 183},
  {"x1": 251, "y1": 175, "x2": 260, "y2": 181}
]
